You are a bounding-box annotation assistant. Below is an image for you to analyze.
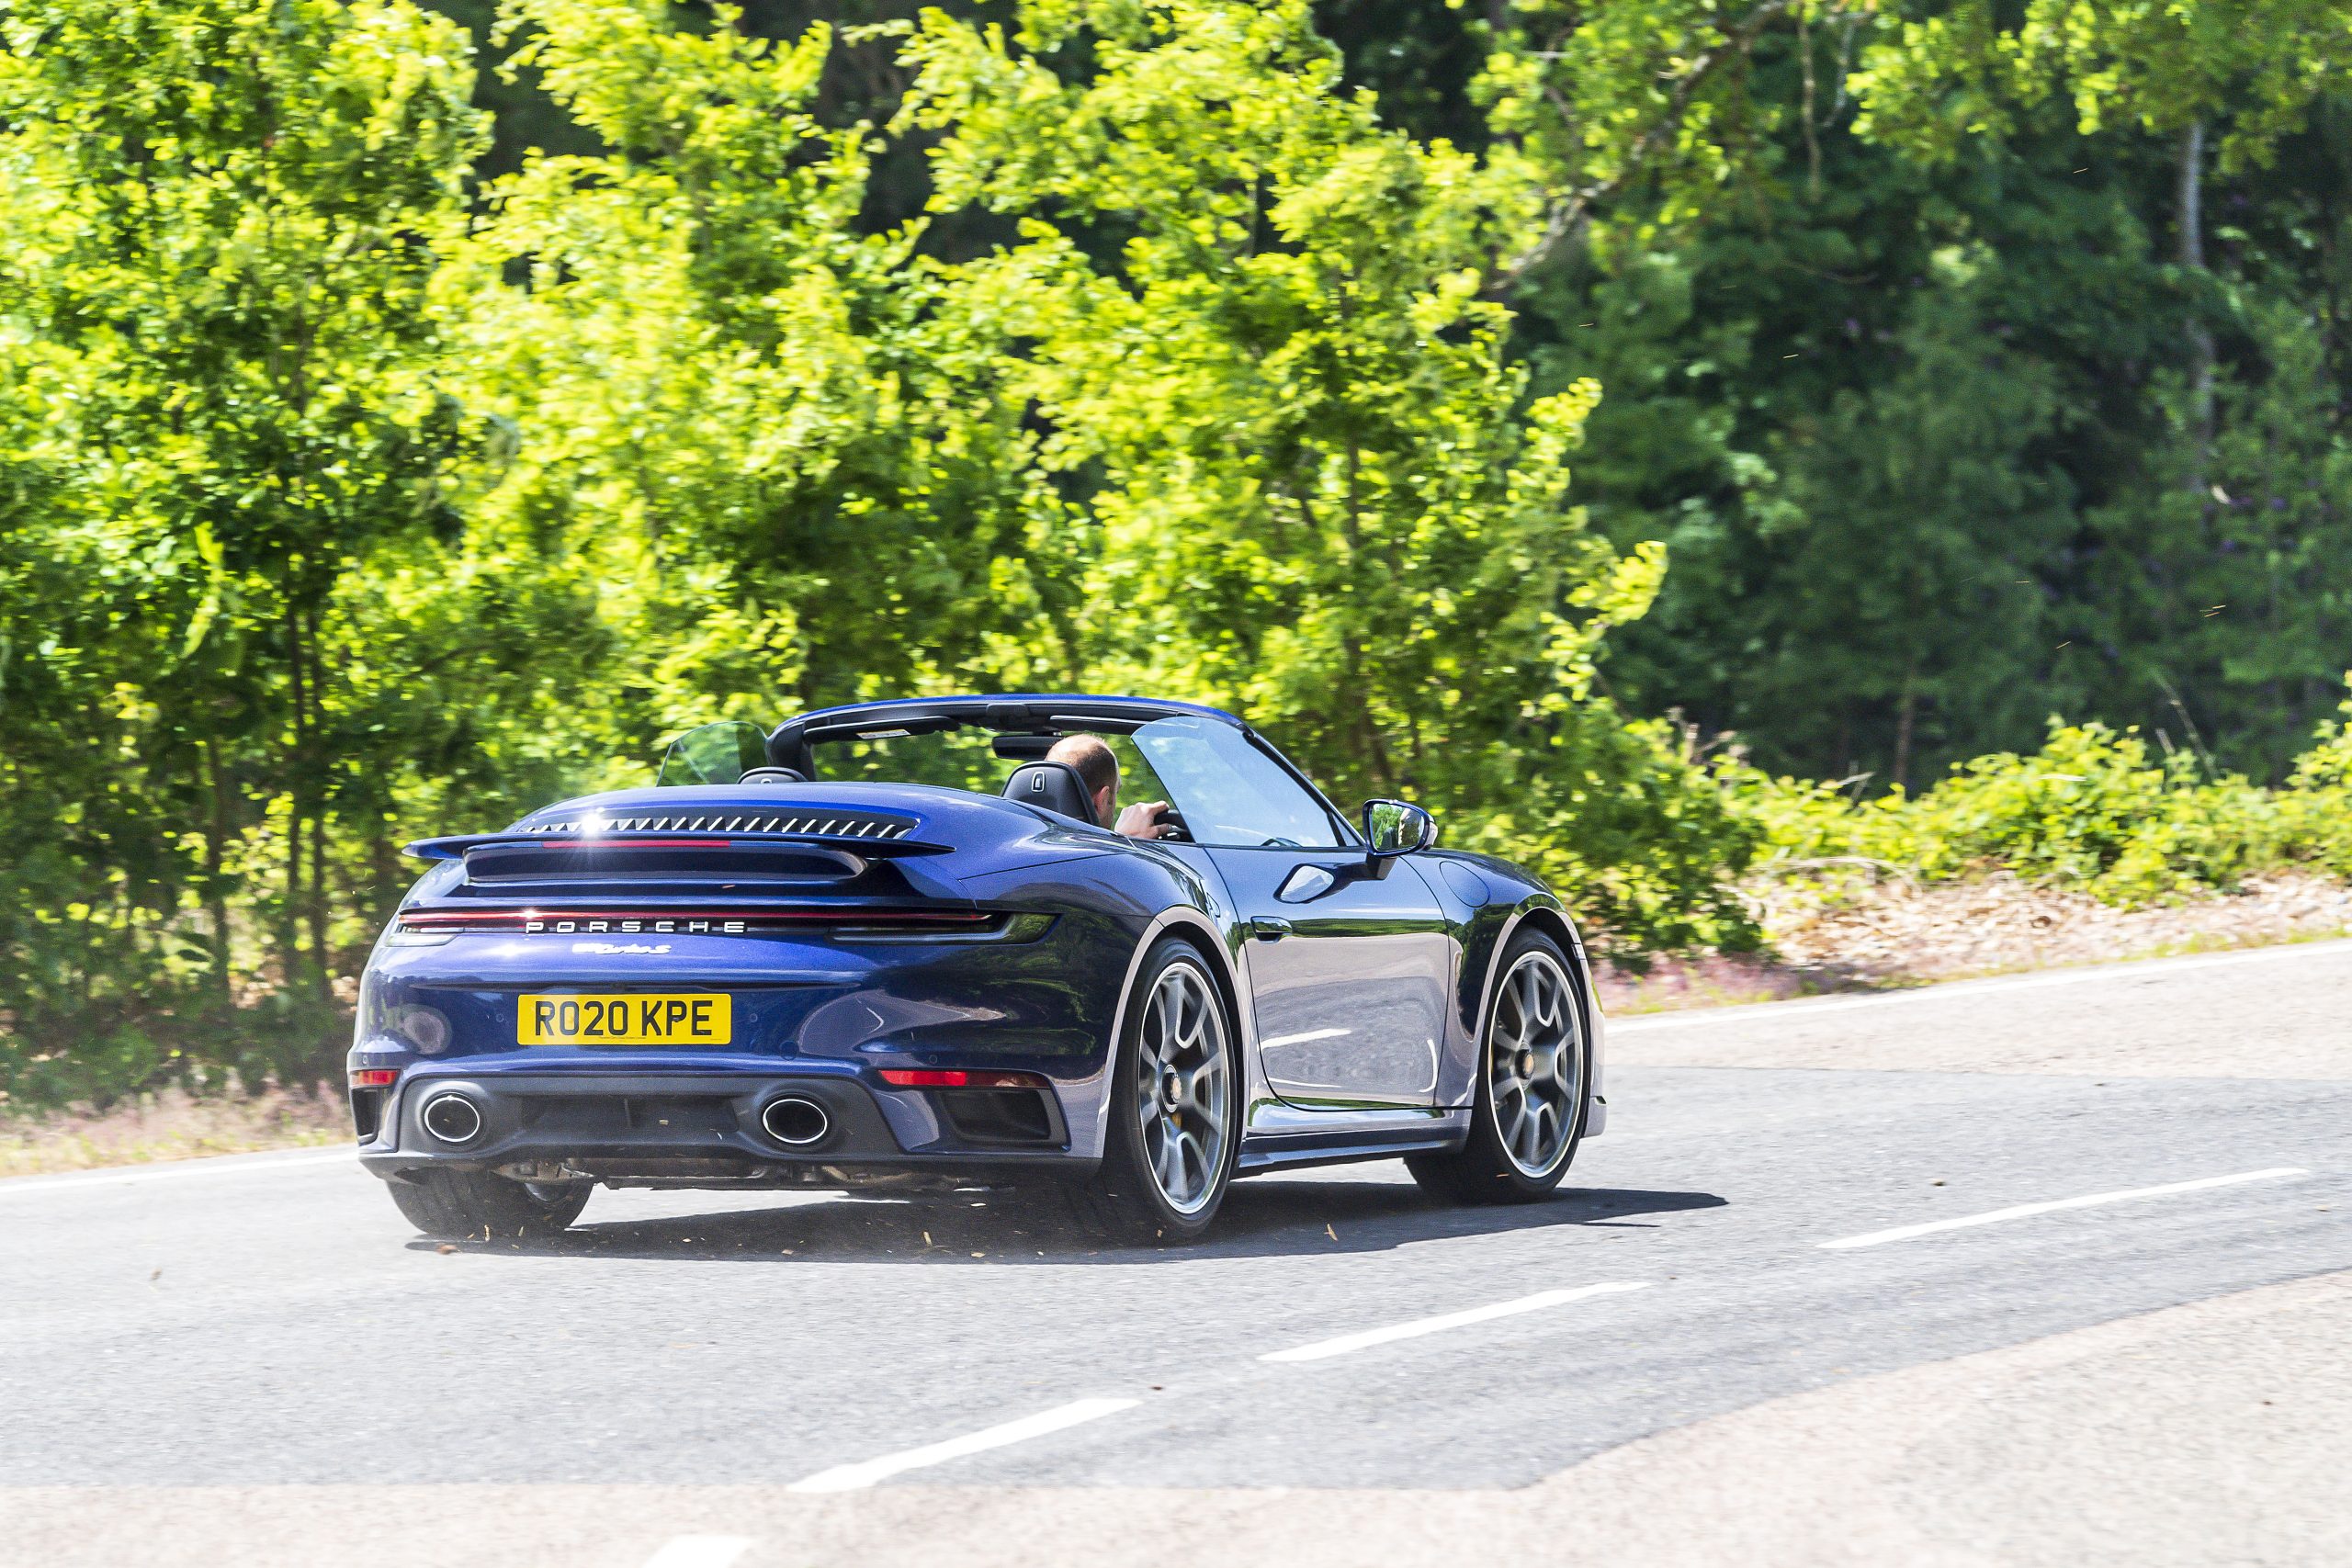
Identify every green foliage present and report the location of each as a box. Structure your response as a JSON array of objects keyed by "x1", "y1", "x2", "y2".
[
  {"x1": 453, "y1": 0, "x2": 1067, "y2": 730},
  {"x1": 1508, "y1": 5, "x2": 2352, "y2": 792},
  {"x1": 0, "y1": 0, "x2": 491, "y2": 1101},
  {"x1": 1730, "y1": 705, "x2": 2352, "y2": 908},
  {"x1": 892, "y1": 0, "x2": 1754, "y2": 946},
  {"x1": 1852, "y1": 0, "x2": 2352, "y2": 171}
]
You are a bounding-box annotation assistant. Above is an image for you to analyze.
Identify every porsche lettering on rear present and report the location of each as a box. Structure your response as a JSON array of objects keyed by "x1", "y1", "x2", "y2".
[{"x1": 524, "y1": 918, "x2": 747, "y2": 934}]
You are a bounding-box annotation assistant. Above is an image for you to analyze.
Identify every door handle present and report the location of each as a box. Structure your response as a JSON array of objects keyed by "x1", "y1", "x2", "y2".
[{"x1": 1250, "y1": 916, "x2": 1294, "y2": 942}]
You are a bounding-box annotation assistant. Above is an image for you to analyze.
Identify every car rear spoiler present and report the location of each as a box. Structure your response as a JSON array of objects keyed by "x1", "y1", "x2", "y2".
[{"x1": 402, "y1": 829, "x2": 953, "y2": 862}]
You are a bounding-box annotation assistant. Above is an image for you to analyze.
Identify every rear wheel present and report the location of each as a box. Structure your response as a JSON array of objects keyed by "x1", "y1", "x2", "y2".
[
  {"x1": 1408, "y1": 930, "x2": 1589, "y2": 1205},
  {"x1": 386, "y1": 1169, "x2": 591, "y2": 1240},
  {"x1": 1066, "y1": 938, "x2": 1238, "y2": 1241}
]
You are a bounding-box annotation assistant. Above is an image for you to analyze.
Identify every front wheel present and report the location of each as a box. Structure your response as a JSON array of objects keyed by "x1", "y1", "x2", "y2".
[
  {"x1": 386, "y1": 1169, "x2": 590, "y2": 1240},
  {"x1": 1066, "y1": 938, "x2": 1239, "y2": 1241},
  {"x1": 1408, "y1": 930, "x2": 1589, "y2": 1205}
]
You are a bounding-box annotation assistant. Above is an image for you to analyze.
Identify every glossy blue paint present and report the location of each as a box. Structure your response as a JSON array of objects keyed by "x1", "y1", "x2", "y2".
[{"x1": 351, "y1": 695, "x2": 1602, "y2": 1196}]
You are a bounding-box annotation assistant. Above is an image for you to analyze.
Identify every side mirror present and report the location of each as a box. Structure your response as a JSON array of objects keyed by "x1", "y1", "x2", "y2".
[
  {"x1": 658, "y1": 720, "x2": 769, "y2": 787},
  {"x1": 1363, "y1": 798, "x2": 1436, "y2": 858}
]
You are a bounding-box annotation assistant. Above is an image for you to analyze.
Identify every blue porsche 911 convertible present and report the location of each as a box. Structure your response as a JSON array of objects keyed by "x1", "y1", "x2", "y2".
[{"x1": 352, "y1": 694, "x2": 1606, "y2": 1240}]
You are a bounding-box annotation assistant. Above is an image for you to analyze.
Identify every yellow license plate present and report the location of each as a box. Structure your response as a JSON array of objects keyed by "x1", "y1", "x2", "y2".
[{"x1": 519, "y1": 993, "x2": 732, "y2": 1046}]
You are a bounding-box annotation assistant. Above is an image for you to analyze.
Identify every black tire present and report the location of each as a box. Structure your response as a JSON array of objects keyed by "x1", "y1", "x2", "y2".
[
  {"x1": 1065, "y1": 936, "x2": 1241, "y2": 1243},
  {"x1": 1408, "y1": 929, "x2": 1590, "y2": 1205},
  {"x1": 387, "y1": 1169, "x2": 591, "y2": 1240}
]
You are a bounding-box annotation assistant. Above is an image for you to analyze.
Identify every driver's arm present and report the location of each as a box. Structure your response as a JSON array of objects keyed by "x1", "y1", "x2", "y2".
[{"x1": 1116, "y1": 800, "x2": 1172, "y2": 839}]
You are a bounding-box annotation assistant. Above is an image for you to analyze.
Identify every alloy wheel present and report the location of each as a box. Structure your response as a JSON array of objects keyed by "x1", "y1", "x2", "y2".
[
  {"x1": 1487, "y1": 949, "x2": 1583, "y2": 1177},
  {"x1": 1136, "y1": 961, "x2": 1232, "y2": 1214}
]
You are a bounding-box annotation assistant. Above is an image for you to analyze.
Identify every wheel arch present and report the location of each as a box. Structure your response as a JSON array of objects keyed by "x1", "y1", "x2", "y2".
[
  {"x1": 1080, "y1": 908, "x2": 1252, "y2": 1159},
  {"x1": 1155, "y1": 920, "x2": 1244, "y2": 1037},
  {"x1": 1468, "y1": 898, "x2": 1603, "y2": 1134}
]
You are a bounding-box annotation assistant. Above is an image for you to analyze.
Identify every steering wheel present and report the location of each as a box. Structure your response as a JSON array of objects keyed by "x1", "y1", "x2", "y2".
[{"x1": 1155, "y1": 806, "x2": 1193, "y2": 843}]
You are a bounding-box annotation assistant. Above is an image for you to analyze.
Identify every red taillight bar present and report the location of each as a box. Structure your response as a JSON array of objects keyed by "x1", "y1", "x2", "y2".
[
  {"x1": 349, "y1": 1069, "x2": 399, "y2": 1088},
  {"x1": 476, "y1": 837, "x2": 743, "y2": 851},
  {"x1": 877, "y1": 1069, "x2": 1052, "y2": 1090},
  {"x1": 396, "y1": 908, "x2": 993, "y2": 929}
]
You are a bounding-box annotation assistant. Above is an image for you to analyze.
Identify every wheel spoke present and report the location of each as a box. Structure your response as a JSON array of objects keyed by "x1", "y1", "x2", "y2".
[
  {"x1": 1157, "y1": 980, "x2": 1181, "y2": 1051},
  {"x1": 1181, "y1": 1130, "x2": 1211, "y2": 1199},
  {"x1": 1184, "y1": 1059, "x2": 1224, "y2": 1121}
]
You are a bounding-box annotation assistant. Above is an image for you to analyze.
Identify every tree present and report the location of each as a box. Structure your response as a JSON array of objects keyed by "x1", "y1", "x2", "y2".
[
  {"x1": 450, "y1": 0, "x2": 1071, "y2": 747},
  {"x1": 0, "y1": 0, "x2": 483, "y2": 1091},
  {"x1": 898, "y1": 0, "x2": 1758, "y2": 945}
]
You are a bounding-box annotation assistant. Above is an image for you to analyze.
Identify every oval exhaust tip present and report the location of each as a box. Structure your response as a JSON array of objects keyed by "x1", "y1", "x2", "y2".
[
  {"x1": 761, "y1": 1096, "x2": 831, "y2": 1147},
  {"x1": 421, "y1": 1091, "x2": 484, "y2": 1146}
]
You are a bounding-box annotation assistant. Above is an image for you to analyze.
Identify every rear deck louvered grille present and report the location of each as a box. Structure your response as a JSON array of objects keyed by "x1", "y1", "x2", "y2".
[{"x1": 517, "y1": 811, "x2": 916, "y2": 841}]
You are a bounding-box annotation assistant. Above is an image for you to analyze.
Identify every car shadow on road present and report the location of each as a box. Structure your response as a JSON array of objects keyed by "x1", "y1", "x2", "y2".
[{"x1": 412, "y1": 1181, "x2": 1726, "y2": 1265}]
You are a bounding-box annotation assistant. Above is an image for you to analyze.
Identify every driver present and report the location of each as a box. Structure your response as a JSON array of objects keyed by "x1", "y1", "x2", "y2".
[{"x1": 1045, "y1": 735, "x2": 1172, "y2": 840}]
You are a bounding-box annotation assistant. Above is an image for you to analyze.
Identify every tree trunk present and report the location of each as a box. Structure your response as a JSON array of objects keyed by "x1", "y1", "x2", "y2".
[
  {"x1": 302, "y1": 607, "x2": 331, "y2": 994},
  {"x1": 1892, "y1": 662, "x2": 1919, "y2": 795},
  {"x1": 202, "y1": 734, "x2": 233, "y2": 999},
  {"x1": 2179, "y1": 119, "x2": 2215, "y2": 479},
  {"x1": 308, "y1": 800, "x2": 330, "y2": 995},
  {"x1": 281, "y1": 605, "x2": 304, "y2": 988}
]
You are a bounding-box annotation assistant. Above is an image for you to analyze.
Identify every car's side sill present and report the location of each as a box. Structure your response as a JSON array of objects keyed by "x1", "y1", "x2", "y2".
[
  {"x1": 1234, "y1": 1139, "x2": 1464, "y2": 1177},
  {"x1": 1235, "y1": 1107, "x2": 1473, "y2": 1175}
]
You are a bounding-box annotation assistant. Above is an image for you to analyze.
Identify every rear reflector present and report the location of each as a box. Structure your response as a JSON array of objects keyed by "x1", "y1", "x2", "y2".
[
  {"x1": 349, "y1": 1068, "x2": 400, "y2": 1088},
  {"x1": 877, "y1": 1069, "x2": 1052, "y2": 1090}
]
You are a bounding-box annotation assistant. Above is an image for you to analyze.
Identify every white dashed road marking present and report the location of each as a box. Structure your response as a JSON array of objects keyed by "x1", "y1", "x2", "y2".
[
  {"x1": 1259, "y1": 1280, "x2": 1654, "y2": 1364},
  {"x1": 641, "y1": 1537, "x2": 755, "y2": 1568},
  {"x1": 1820, "y1": 1168, "x2": 2312, "y2": 1250},
  {"x1": 786, "y1": 1398, "x2": 1141, "y2": 1493}
]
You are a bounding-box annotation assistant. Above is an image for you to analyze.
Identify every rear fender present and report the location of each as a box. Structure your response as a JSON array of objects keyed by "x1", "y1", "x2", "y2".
[{"x1": 1077, "y1": 908, "x2": 1260, "y2": 1163}]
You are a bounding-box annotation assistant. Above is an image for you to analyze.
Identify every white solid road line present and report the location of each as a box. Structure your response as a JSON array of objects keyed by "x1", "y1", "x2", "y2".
[
  {"x1": 1611, "y1": 937, "x2": 2352, "y2": 1034},
  {"x1": 0, "y1": 1145, "x2": 354, "y2": 1200},
  {"x1": 786, "y1": 1398, "x2": 1141, "y2": 1494},
  {"x1": 641, "y1": 1537, "x2": 755, "y2": 1568},
  {"x1": 1260, "y1": 1280, "x2": 1654, "y2": 1364},
  {"x1": 1820, "y1": 1167, "x2": 2312, "y2": 1250}
]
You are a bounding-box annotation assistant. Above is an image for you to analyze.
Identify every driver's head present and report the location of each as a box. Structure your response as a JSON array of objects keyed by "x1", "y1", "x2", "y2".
[{"x1": 1045, "y1": 734, "x2": 1118, "y2": 828}]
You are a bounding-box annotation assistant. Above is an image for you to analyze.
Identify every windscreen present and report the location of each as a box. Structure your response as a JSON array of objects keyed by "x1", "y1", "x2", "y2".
[
  {"x1": 656, "y1": 721, "x2": 767, "y2": 786},
  {"x1": 1130, "y1": 716, "x2": 1345, "y2": 848}
]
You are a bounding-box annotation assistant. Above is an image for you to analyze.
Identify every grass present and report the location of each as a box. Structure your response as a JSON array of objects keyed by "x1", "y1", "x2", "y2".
[{"x1": 0, "y1": 1083, "x2": 350, "y2": 1179}]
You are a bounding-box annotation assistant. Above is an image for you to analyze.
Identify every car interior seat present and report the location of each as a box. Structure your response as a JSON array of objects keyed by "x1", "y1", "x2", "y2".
[{"x1": 1001, "y1": 761, "x2": 1099, "y2": 826}]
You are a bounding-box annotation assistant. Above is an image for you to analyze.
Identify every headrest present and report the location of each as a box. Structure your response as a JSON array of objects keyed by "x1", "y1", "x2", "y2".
[{"x1": 1001, "y1": 761, "x2": 1098, "y2": 825}]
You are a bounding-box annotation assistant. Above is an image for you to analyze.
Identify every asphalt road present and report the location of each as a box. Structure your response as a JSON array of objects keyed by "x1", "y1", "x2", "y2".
[{"x1": 5, "y1": 940, "x2": 2349, "y2": 1566}]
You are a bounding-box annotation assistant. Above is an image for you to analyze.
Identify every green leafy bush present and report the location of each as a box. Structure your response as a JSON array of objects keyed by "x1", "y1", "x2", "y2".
[{"x1": 1732, "y1": 707, "x2": 2352, "y2": 908}]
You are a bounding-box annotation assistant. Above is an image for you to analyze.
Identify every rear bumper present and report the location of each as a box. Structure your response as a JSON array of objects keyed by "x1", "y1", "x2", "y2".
[{"x1": 356, "y1": 1066, "x2": 1086, "y2": 1188}]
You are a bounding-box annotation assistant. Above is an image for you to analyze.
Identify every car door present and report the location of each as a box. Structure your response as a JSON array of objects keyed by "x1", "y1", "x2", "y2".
[{"x1": 1129, "y1": 717, "x2": 1453, "y2": 1110}]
